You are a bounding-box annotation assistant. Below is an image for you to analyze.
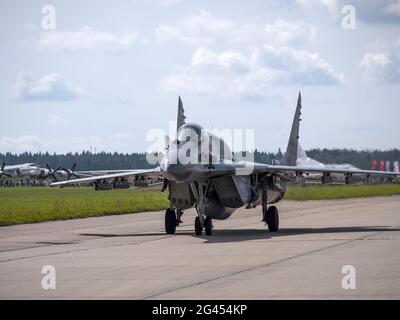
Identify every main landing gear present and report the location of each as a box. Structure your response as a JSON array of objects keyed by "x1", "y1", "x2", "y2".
[
  {"x1": 262, "y1": 184, "x2": 279, "y2": 232},
  {"x1": 264, "y1": 206, "x2": 279, "y2": 232},
  {"x1": 165, "y1": 208, "x2": 183, "y2": 234}
]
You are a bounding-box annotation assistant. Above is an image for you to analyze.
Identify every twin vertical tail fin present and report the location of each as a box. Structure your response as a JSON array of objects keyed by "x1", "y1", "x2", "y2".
[
  {"x1": 282, "y1": 92, "x2": 302, "y2": 166},
  {"x1": 177, "y1": 96, "x2": 186, "y2": 132}
]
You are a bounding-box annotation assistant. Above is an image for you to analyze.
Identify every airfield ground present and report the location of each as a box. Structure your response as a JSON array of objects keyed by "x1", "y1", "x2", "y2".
[
  {"x1": 0, "y1": 195, "x2": 399, "y2": 299},
  {"x1": 1, "y1": 184, "x2": 400, "y2": 226}
]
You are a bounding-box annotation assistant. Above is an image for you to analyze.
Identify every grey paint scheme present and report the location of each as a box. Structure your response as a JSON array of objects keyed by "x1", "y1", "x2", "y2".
[
  {"x1": 177, "y1": 96, "x2": 186, "y2": 131},
  {"x1": 51, "y1": 94, "x2": 400, "y2": 222},
  {"x1": 282, "y1": 92, "x2": 302, "y2": 166}
]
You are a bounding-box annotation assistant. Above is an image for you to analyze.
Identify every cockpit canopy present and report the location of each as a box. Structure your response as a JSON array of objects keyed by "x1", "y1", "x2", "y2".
[
  {"x1": 176, "y1": 123, "x2": 232, "y2": 162},
  {"x1": 177, "y1": 123, "x2": 204, "y2": 144}
]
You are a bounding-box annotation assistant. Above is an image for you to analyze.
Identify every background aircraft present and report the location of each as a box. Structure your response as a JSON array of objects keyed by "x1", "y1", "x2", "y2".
[
  {"x1": 0, "y1": 162, "x2": 58, "y2": 180},
  {"x1": 51, "y1": 94, "x2": 400, "y2": 236},
  {"x1": 0, "y1": 162, "x2": 86, "y2": 182}
]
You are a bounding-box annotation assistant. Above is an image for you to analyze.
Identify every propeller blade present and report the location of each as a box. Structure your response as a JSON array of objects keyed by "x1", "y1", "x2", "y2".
[
  {"x1": 41, "y1": 164, "x2": 61, "y2": 181},
  {"x1": 53, "y1": 166, "x2": 61, "y2": 174},
  {"x1": 51, "y1": 166, "x2": 62, "y2": 181},
  {"x1": 0, "y1": 162, "x2": 11, "y2": 178}
]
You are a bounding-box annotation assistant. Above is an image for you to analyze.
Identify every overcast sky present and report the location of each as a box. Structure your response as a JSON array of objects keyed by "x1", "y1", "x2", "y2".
[{"x1": 0, "y1": 0, "x2": 399, "y2": 154}]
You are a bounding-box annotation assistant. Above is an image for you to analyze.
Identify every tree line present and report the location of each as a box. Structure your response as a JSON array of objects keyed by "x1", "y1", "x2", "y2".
[{"x1": 0, "y1": 149, "x2": 399, "y2": 171}]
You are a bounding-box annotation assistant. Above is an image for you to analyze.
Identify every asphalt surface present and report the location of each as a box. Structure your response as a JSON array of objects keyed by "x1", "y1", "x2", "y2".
[{"x1": 1, "y1": 196, "x2": 400, "y2": 299}]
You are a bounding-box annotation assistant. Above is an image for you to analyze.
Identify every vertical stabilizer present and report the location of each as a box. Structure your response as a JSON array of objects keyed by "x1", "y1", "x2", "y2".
[
  {"x1": 282, "y1": 92, "x2": 302, "y2": 166},
  {"x1": 177, "y1": 96, "x2": 186, "y2": 131}
]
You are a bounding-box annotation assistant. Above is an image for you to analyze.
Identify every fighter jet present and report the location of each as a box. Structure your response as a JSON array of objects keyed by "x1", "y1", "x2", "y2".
[{"x1": 51, "y1": 94, "x2": 400, "y2": 235}]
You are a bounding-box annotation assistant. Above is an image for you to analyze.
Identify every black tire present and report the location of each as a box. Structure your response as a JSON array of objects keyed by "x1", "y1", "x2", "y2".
[
  {"x1": 204, "y1": 217, "x2": 213, "y2": 235},
  {"x1": 194, "y1": 216, "x2": 203, "y2": 236},
  {"x1": 165, "y1": 209, "x2": 176, "y2": 234},
  {"x1": 266, "y1": 206, "x2": 279, "y2": 232}
]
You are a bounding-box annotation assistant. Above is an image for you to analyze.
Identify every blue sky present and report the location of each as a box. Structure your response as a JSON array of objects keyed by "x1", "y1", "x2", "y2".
[{"x1": 0, "y1": 0, "x2": 399, "y2": 154}]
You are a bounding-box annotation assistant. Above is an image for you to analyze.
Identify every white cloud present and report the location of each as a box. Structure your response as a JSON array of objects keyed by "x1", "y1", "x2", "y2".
[
  {"x1": 156, "y1": 10, "x2": 236, "y2": 45},
  {"x1": 157, "y1": 11, "x2": 342, "y2": 101},
  {"x1": 46, "y1": 115, "x2": 68, "y2": 126},
  {"x1": 296, "y1": 0, "x2": 400, "y2": 23},
  {"x1": 383, "y1": 1, "x2": 400, "y2": 16},
  {"x1": 262, "y1": 20, "x2": 319, "y2": 46},
  {"x1": 360, "y1": 52, "x2": 400, "y2": 83},
  {"x1": 160, "y1": 46, "x2": 343, "y2": 101},
  {"x1": 11, "y1": 73, "x2": 85, "y2": 101},
  {"x1": 0, "y1": 133, "x2": 137, "y2": 153},
  {"x1": 39, "y1": 26, "x2": 142, "y2": 51},
  {"x1": 260, "y1": 45, "x2": 344, "y2": 85},
  {"x1": 156, "y1": 11, "x2": 318, "y2": 46},
  {"x1": 0, "y1": 135, "x2": 45, "y2": 153},
  {"x1": 296, "y1": 0, "x2": 339, "y2": 16},
  {"x1": 155, "y1": 0, "x2": 183, "y2": 6}
]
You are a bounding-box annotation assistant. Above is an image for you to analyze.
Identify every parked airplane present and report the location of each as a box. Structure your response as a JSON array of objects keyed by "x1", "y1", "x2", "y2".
[
  {"x1": 277, "y1": 94, "x2": 380, "y2": 184},
  {"x1": 51, "y1": 94, "x2": 400, "y2": 235},
  {"x1": 0, "y1": 162, "x2": 85, "y2": 182},
  {"x1": 0, "y1": 162, "x2": 58, "y2": 180},
  {"x1": 295, "y1": 144, "x2": 364, "y2": 183}
]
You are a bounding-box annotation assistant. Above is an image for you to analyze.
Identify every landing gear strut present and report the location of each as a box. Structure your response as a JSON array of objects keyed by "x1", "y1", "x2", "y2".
[{"x1": 190, "y1": 181, "x2": 213, "y2": 236}]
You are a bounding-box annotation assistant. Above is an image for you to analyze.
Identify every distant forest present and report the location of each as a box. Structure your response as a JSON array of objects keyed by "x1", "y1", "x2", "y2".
[{"x1": 1, "y1": 149, "x2": 399, "y2": 171}]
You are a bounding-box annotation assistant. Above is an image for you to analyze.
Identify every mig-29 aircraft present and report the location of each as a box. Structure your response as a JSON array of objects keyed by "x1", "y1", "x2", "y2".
[{"x1": 51, "y1": 93, "x2": 400, "y2": 236}]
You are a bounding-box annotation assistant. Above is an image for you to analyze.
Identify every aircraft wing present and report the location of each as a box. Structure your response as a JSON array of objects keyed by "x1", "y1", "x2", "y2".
[
  {"x1": 50, "y1": 168, "x2": 161, "y2": 186},
  {"x1": 247, "y1": 162, "x2": 400, "y2": 178},
  {"x1": 75, "y1": 170, "x2": 139, "y2": 176},
  {"x1": 205, "y1": 162, "x2": 400, "y2": 179}
]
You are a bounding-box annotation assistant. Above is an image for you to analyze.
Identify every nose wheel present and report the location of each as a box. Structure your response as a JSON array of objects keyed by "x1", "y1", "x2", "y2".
[
  {"x1": 204, "y1": 216, "x2": 213, "y2": 235},
  {"x1": 194, "y1": 216, "x2": 213, "y2": 236}
]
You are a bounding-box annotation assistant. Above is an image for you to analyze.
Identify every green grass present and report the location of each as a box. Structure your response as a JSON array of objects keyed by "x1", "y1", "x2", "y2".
[
  {"x1": 0, "y1": 187, "x2": 168, "y2": 226},
  {"x1": 285, "y1": 183, "x2": 400, "y2": 201},
  {"x1": 1, "y1": 184, "x2": 400, "y2": 226}
]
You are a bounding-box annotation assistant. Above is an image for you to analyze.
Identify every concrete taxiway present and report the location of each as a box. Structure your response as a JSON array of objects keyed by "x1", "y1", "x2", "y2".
[{"x1": 1, "y1": 196, "x2": 400, "y2": 299}]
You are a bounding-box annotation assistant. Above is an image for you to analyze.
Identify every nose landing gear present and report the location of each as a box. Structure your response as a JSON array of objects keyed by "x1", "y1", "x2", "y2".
[{"x1": 194, "y1": 216, "x2": 213, "y2": 236}]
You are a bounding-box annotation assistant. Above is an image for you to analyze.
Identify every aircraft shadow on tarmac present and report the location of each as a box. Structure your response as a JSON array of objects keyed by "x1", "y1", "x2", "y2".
[{"x1": 79, "y1": 226, "x2": 400, "y2": 244}]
